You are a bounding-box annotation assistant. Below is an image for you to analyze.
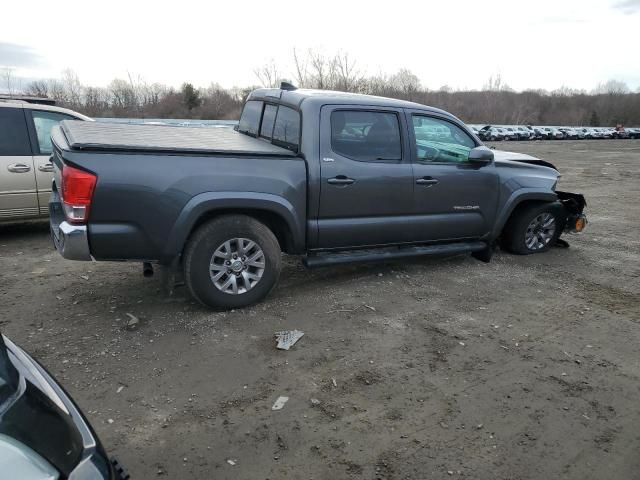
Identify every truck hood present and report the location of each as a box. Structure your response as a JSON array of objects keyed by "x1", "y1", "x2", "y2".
[{"x1": 491, "y1": 149, "x2": 558, "y2": 171}]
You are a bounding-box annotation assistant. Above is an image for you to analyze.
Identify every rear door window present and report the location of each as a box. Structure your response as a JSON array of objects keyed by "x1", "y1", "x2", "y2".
[
  {"x1": 238, "y1": 100, "x2": 263, "y2": 137},
  {"x1": 330, "y1": 110, "x2": 401, "y2": 162},
  {"x1": 31, "y1": 110, "x2": 77, "y2": 155},
  {"x1": 0, "y1": 108, "x2": 31, "y2": 156}
]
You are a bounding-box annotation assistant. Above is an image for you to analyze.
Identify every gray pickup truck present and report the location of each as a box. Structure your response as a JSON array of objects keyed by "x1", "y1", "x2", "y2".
[{"x1": 49, "y1": 84, "x2": 587, "y2": 309}]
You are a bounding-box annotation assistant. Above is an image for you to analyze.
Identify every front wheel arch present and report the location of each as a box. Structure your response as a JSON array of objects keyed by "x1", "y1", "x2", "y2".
[{"x1": 500, "y1": 201, "x2": 566, "y2": 254}]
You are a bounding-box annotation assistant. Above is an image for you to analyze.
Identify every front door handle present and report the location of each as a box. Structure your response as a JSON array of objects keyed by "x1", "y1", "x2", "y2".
[
  {"x1": 38, "y1": 163, "x2": 54, "y2": 173},
  {"x1": 416, "y1": 177, "x2": 439, "y2": 186},
  {"x1": 7, "y1": 163, "x2": 31, "y2": 173},
  {"x1": 327, "y1": 176, "x2": 355, "y2": 186}
]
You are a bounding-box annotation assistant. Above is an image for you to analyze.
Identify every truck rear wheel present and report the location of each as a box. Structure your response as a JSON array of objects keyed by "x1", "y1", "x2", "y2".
[
  {"x1": 503, "y1": 202, "x2": 566, "y2": 255},
  {"x1": 184, "y1": 215, "x2": 281, "y2": 309}
]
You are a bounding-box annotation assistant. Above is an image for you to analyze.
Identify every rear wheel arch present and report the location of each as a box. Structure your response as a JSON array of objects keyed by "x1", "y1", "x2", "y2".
[
  {"x1": 163, "y1": 192, "x2": 305, "y2": 262},
  {"x1": 186, "y1": 207, "x2": 296, "y2": 254}
]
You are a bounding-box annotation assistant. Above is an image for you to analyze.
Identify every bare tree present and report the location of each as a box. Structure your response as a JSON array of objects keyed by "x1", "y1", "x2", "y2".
[
  {"x1": 333, "y1": 52, "x2": 360, "y2": 92},
  {"x1": 593, "y1": 79, "x2": 630, "y2": 95},
  {"x1": 254, "y1": 60, "x2": 281, "y2": 88},
  {"x1": 25, "y1": 80, "x2": 50, "y2": 97},
  {"x1": 61, "y1": 69, "x2": 83, "y2": 106},
  {"x1": 292, "y1": 48, "x2": 310, "y2": 88},
  {"x1": 1, "y1": 67, "x2": 15, "y2": 95}
]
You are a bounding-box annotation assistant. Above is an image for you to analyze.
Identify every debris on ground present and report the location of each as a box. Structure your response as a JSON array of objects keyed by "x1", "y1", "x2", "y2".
[
  {"x1": 272, "y1": 396, "x2": 289, "y2": 410},
  {"x1": 275, "y1": 330, "x2": 304, "y2": 350},
  {"x1": 125, "y1": 313, "x2": 139, "y2": 330},
  {"x1": 227, "y1": 459, "x2": 237, "y2": 466},
  {"x1": 310, "y1": 398, "x2": 321, "y2": 405}
]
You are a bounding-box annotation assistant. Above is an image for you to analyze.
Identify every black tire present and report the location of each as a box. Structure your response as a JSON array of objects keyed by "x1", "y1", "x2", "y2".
[
  {"x1": 502, "y1": 202, "x2": 566, "y2": 255},
  {"x1": 184, "y1": 215, "x2": 281, "y2": 309}
]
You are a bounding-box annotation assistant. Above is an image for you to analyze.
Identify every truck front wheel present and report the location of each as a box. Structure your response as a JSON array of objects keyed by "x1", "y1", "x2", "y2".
[
  {"x1": 184, "y1": 215, "x2": 281, "y2": 309},
  {"x1": 502, "y1": 202, "x2": 566, "y2": 255}
]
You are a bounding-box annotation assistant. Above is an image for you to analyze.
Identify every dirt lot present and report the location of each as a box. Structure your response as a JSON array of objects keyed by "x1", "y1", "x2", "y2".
[{"x1": 1, "y1": 140, "x2": 639, "y2": 480}]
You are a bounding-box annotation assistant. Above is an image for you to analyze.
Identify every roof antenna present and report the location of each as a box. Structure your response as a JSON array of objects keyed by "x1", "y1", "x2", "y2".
[{"x1": 280, "y1": 81, "x2": 297, "y2": 91}]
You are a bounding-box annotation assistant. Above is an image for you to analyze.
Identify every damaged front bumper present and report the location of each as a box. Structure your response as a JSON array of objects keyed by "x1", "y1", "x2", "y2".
[{"x1": 557, "y1": 191, "x2": 587, "y2": 233}]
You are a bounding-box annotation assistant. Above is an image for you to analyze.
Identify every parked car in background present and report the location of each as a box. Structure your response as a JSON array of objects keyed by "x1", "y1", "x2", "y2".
[
  {"x1": 574, "y1": 128, "x2": 586, "y2": 140},
  {"x1": 478, "y1": 126, "x2": 504, "y2": 141},
  {"x1": 539, "y1": 127, "x2": 564, "y2": 139},
  {"x1": 627, "y1": 127, "x2": 640, "y2": 139},
  {"x1": 0, "y1": 97, "x2": 90, "y2": 222},
  {"x1": 515, "y1": 126, "x2": 531, "y2": 140},
  {"x1": 612, "y1": 126, "x2": 629, "y2": 139},
  {"x1": 585, "y1": 127, "x2": 603, "y2": 139},
  {"x1": 503, "y1": 127, "x2": 517, "y2": 140},
  {"x1": 559, "y1": 127, "x2": 578, "y2": 140},
  {"x1": 499, "y1": 127, "x2": 518, "y2": 141},
  {"x1": 0, "y1": 333, "x2": 128, "y2": 479}
]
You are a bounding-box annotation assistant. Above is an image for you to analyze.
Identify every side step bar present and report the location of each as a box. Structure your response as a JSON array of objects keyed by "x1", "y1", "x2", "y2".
[{"x1": 303, "y1": 241, "x2": 488, "y2": 269}]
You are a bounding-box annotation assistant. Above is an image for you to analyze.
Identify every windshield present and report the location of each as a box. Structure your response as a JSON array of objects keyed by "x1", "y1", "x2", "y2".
[{"x1": 0, "y1": 336, "x2": 19, "y2": 407}]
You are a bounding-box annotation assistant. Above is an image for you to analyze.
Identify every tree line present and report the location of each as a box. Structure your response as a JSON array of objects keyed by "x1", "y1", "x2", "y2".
[{"x1": 9, "y1": 50, "x2": 640, "y2": 126}]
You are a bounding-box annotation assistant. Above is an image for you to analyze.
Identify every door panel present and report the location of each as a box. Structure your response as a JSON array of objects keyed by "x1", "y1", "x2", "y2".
[
  {"x1": 407, "y1": 111, "x2": 500, "y2": 241},
  {"x1": 34, "y1": 155, "x2": 54, "y2": 215},
  {"x1": 0, "y1": 156, "x2": 39, "y2": 219},
  {"x1": 0, "y1": 107, "x2": 38, "y2": 220},
  {"x1": 317, "y1": 106, "x2": 414, "y2": 249}
]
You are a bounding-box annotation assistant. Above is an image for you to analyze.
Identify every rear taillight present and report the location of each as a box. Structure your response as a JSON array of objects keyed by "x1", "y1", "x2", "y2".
[{"x1": 61, "y1": 165, "x2": 96, "y2": 223}]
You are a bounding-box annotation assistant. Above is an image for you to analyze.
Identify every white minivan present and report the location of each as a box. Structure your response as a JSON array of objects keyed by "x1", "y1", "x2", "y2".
[{"x1": 0, "y1": 97, "x2": 91, "y2": 222}]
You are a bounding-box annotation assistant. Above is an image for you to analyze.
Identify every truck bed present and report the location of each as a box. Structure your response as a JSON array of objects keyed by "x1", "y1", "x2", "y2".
[{"x1": 59, "y1": 120, "x2": 296, "y2": 156}]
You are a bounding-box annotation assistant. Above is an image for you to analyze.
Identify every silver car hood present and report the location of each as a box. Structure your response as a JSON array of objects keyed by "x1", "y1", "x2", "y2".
[{"x1": 491, "y1": 149, "x2": 540, "y2": 162}]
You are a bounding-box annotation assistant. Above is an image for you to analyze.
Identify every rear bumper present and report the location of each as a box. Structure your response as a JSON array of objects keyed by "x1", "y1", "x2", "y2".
[{"x1": 49, "y1": 191, "x2": 92, "y2": 261}]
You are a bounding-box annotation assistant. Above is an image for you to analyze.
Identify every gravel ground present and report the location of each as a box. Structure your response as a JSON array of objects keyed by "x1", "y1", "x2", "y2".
[{"x1": 1, "y1": 140, "x2": 639, "y2": 480}]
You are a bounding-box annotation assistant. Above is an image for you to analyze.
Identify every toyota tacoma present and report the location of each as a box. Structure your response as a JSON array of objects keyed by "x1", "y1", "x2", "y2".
[{"x1": 48, "y1": 84, "x2": 587, "y2": 309}]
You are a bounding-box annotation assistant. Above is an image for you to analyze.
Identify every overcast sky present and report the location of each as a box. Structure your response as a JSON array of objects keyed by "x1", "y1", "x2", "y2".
[{"x1": 2, "y1": 0, "x2": 639, "y2": 92}]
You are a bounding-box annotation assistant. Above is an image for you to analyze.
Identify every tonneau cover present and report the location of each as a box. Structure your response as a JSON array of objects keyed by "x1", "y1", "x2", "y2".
[{"x1": 59, "y1": 120, "x2": 295, "y2": 156}]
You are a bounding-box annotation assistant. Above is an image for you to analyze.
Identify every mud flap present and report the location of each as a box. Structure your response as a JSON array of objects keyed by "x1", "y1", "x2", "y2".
[{"x1": 471, "y1": 244, "x2": 494, "y2": 263}]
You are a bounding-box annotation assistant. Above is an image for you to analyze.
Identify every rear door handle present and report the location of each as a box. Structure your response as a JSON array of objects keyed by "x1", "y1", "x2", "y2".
[
  {"x1": 327, "y1": 176, "x2": 355, "y2": 186},
  {"x1": 416, "y1": 177, "x2": 439, "y2": 186},
  {"x1": 7, "y1": 163, "x2": 31, "y2": 173},
  {"x1": 38, "y1": 163, "x2": 54, "y2": 173}
]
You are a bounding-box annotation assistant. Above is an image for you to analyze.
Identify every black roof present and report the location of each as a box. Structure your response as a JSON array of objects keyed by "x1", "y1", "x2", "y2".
[
  {"x1": 247, "y1": 88, "x2": 455, "y2": 119},
  {"x1": 0, "y1": 95, "x2": 56, "y2": 106}
]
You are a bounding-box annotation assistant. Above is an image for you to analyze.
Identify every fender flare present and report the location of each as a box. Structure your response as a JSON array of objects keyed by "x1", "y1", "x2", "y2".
[
  {"x1": 162, "y1": 191, "x2": 305, "y2": 261},
  {"x1": 492, "y1": 188, "x2": 558, "y2": 239}
]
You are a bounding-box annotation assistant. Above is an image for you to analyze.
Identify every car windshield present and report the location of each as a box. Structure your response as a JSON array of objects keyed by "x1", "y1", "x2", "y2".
[{"x1": 0, "y1": 336, "x2": 19, "y2": 407}]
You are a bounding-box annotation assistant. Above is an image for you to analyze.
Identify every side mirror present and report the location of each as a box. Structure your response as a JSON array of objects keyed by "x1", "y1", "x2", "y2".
[{"x1": 468, "y1": 146, "x2": 494, "y2": 164}]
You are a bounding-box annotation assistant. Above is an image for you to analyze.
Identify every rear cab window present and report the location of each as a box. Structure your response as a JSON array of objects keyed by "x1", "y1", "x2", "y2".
[
  {"x1": 238, "y1": 100, "x2": 301, "y2": 153},
  {"x1": 238, "y1": 100, "x2": 263, "y2": 137}
]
